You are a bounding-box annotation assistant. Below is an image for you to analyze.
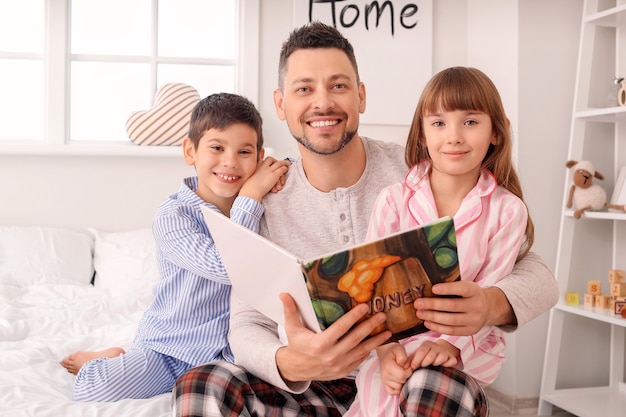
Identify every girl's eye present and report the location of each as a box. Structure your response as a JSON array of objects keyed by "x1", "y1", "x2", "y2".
[
  {"x1": 465, "y1": 120, "x2": 478, "y2": 126},
  {"x1": 432, "y1": 121, "x2": 443, "y2": 127}
]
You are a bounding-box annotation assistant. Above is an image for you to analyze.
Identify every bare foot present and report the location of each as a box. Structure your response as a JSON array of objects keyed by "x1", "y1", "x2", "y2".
[{"x1": 60, "y1": 347, "x2": 125, "y2": 375}]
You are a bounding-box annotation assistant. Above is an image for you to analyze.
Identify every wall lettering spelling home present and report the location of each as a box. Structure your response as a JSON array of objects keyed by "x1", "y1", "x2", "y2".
[
  {"x1": 294, "y1": 0, "x2": 433, "y2": 125},
  {"x1": 305, "y1": 0, "x2": 420, "y2": 36}
]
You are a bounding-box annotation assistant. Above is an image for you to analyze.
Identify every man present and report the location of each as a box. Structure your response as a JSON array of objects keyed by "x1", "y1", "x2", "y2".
[{"x1": 173, "y1": 22, "x2": 558, "y2": 416}]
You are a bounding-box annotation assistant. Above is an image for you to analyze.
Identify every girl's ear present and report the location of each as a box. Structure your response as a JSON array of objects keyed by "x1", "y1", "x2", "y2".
[{"x1": 182, "y1": 137, "x2": 196, "y2": 166}]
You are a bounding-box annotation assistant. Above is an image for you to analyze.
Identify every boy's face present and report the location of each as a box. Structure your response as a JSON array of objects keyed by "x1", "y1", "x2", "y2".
[
  {"x1": 183, "y1": 123, "x2": 260, "y2": 205},
  {"x1": 273, "y1": 48, "x2": 365, "y2": 155}
]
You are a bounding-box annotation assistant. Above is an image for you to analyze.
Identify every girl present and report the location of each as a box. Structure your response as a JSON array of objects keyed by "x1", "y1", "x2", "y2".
[{"x1": 346, "y1": 66, "x2": 534, "y2": 416}]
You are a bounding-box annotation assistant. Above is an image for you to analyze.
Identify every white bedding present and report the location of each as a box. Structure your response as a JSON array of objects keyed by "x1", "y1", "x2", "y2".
[{"x1": 0, "y1": 226, "x2": 171, "y2": 417}]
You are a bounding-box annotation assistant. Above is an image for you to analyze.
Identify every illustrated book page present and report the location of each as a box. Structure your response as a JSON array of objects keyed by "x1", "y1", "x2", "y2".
[{"x1": 201, "y1": 206, "x2": 460, "y2": 342}]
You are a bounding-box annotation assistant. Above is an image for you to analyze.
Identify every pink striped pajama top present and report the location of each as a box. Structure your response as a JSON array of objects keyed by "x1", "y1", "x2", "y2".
[{"x1": 366, "y1": 160, "x2": 528, "y2": 385}]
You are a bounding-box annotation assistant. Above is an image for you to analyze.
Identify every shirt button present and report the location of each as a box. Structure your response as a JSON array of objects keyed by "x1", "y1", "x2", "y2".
[
  {"x1": 340, "y1": 213, "x2": 346, "y2": 221},
  {"x1": 343, "y1": 235, "x2": 350, "y2": 243}
]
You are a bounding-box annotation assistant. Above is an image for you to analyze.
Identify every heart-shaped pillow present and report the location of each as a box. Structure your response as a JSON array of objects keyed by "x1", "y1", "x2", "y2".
[{"x1": 126, "y1": 83, "x2": 201, "y2": 146}]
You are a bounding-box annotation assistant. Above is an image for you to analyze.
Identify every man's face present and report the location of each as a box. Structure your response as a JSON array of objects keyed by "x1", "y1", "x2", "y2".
[{"x1": 273, "y1": 48, "x2": 366, "y2": 155}]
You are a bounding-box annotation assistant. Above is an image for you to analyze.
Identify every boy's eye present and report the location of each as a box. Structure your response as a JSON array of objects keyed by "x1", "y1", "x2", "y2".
[
  {"x1": 210, "y1": 145, "x2": 223, "y2": 152},
  {"x1": 239, "y1": 149, "x2": 253, "y2": 155}
]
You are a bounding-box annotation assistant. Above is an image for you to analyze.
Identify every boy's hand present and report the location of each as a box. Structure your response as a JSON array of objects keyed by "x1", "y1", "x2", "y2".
[
  {"x1": 377, "y1": 343, "x2": 412, "y2": 395},
  {"x1": 408, "y1": 340, "x2": 459, "y2": 370},
  {"x1": 239, "y1": 157, "x2": 290, "y2": 201}
]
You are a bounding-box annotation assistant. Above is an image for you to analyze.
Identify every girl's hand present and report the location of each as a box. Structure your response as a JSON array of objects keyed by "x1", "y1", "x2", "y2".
[
  {"x1": 409, "y1": 340, "x2": 459, "y2": 370},
  {"x1": 377, "y1": 343, "x2": 412, "y2": 396}
]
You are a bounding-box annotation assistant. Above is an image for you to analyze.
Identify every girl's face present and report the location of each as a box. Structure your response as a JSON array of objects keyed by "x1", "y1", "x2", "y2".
[
  {"x1": 183, "y1": 123, "x2": 260, "y2": 207},
  {"x1": 423, "y1": 109, "x2": 497, "y2": 179}
]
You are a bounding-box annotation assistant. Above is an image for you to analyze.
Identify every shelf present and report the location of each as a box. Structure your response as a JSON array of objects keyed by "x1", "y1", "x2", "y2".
[
  {"x1": 564, "y1": 209, "x2": 626, "y2": 221},
  {"x1": 587, "y1": 4, "x2": 626, "y2": 27},
  {"x1": 575, "y1": 106, "x2": 626, "y2": 122},
  {"x1": 542, "y1": 386, "x2": 626, "y2": 417},
  {"x1": 540, "y1": 2, "x2": 626, "y2": 416},
  {"x1": 554, "y1": 302, "x2": 626, "y2": 327},
  {"x1": 0, "y1": 143, "x2": 184, "y2": 157}
]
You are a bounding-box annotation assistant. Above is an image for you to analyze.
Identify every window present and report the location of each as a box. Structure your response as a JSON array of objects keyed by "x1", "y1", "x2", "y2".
[{"x1": 0, "y1": 0, "x2": 259, "y2": 154}]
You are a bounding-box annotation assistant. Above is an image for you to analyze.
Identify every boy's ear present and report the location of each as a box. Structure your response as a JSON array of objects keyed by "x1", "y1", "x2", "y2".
[
  {"x1": 182, "y1": 138, "x2": 196, "y2": 166},
  {"x1": 258, "y1": 147, "x2": 266, "y2": 161}
]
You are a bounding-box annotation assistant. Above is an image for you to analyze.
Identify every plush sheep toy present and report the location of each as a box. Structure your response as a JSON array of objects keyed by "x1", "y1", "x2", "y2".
[{"x1": 566, "y1": 160, "x2": 626, "y2": 219}]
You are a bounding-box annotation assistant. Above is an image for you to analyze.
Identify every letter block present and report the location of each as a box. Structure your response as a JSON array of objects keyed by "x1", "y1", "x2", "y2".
[
  {"x1": 614, "y1": 300, "x2": 626, "y2": 315},
  {"x1": 587, "y1": 280, "x2": 601, "y2": 295},
  {"x1": 595, "y1": 294, "x2": 612, "y2": 309},
  {"x1": 584, "y1": 293, "x2": 595, "y2": 307},
  {"x1": 609, "y1": 269, "x2": 625, "y2": 284},
  {"x1": 565, "y1": 291, "x2": 580, "y2": 306},
  {"x1": 611, "y1": 283, "x2": 626, "y2": 297}
]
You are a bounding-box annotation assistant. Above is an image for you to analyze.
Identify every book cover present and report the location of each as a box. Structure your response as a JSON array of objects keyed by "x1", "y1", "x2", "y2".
[
  {"x1": 303, "y1": 217, "x2": 460, "y2": 342},
  {"x1": 200, "y1": 206, "x2": 460, "y2": 342}
]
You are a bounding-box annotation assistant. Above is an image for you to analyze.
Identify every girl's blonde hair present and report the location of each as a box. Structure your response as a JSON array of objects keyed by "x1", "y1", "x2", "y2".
[{"x1": 405, "y1": 66, "x2": 534, "y2": 259}]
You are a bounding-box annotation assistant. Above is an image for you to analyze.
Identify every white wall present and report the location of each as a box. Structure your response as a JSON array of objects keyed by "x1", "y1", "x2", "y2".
[
  {"x1": 0, "y1": 0, "x2": 582, "y2": 399},
  {"x1": 0, "y1": 155, "x2": 194, "y2": 231}
]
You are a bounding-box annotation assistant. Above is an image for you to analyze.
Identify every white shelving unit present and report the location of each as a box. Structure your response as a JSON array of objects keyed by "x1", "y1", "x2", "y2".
[{"x1": 538, "y1": 1, "x2": 626, "y2": 416}]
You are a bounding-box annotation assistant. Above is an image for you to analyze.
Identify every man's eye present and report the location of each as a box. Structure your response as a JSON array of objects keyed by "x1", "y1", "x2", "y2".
[{"x1": 333, "y1": 83, "x2": 346, "y2": 90}]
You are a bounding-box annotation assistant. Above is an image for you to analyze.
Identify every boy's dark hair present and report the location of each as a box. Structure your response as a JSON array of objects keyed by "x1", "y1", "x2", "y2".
[
  {"x1": 277, "y1": 21, "x2": 360, "y2": 89},
  {"x1": 187, "y1": 93, "x2": 263, "y2": 150}
]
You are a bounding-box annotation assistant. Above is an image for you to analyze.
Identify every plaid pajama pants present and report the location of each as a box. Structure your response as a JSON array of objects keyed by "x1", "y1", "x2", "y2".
[{"x1": 172, "y1": 361, "x2": 488, "y2": 417}]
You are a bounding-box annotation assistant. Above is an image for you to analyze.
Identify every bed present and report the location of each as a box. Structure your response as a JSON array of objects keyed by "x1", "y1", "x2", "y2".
[{"x1": 0, "y1": 225, "x2": 171, "y2": 417}]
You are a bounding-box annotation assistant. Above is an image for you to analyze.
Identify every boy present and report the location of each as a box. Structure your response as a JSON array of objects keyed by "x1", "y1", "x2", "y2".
[{"x1": 61, "y1": 93, "x2": 290, "y2": 401}]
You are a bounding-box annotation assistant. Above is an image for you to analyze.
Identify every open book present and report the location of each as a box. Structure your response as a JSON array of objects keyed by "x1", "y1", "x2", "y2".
[{"x1": 201, "y1": 206, "x2": 461, "y2": 342}]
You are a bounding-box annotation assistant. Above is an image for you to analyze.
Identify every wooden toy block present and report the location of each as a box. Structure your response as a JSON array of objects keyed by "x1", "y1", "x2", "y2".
[
  {"x1": 565, "y1": 292, "x2": 580, "y2": 306},
  {"x1": 611, "y1": 283, "x2": 626, "y2": 297},
  {"x1": 587, "y1": 280, "x2": 601, "y2": 295},
  {"x1": 594, "y1": 294, "x2": 612, "y2": 309},
  {"x1": 584, "y1": 293, "x2": 595, "y2": 307},
  {"x1": 614, "y1": 300, "x2": 626, "y2": 315},
  {"x1": 609, "y1": 270, "x2": 625, "y2": 284}
]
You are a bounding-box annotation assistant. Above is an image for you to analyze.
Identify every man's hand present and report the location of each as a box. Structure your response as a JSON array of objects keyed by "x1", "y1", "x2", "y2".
[
  {"x1": 275, "y1": 293, "x2": 391, "y2": 383},
  {"x1": 414, "y1": 281, "x2": 515, "y2": 336}
]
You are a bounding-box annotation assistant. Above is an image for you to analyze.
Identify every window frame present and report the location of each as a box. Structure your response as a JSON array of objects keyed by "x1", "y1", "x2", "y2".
[{"x1": 0, "y1": 0, "x2": 259, "y2": 157}]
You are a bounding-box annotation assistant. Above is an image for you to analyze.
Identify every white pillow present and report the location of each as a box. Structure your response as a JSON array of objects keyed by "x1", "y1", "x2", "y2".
[
  {"x1": 0, "y1": 226, "x2": 94, "y2": 285},
  {"x1": 90, "y1": 228, "x2": 160, "y2": 294}
]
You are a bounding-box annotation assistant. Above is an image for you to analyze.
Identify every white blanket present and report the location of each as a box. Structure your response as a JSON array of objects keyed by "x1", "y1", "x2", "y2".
[{"x1": 0, "y1": 278, "x2": 171, "y2": 416}]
